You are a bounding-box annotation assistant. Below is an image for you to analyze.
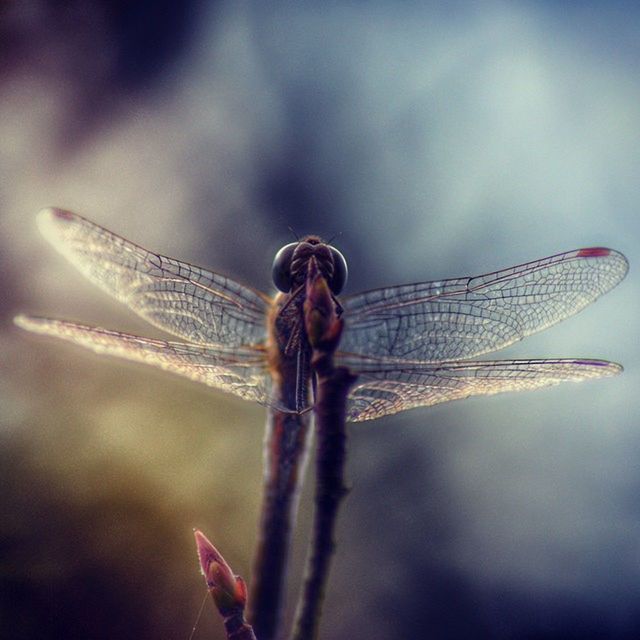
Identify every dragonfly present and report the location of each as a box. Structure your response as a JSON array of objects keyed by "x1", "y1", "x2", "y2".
[{"x1": 15, "y1": 208, "x2": 628, "y2": 639}]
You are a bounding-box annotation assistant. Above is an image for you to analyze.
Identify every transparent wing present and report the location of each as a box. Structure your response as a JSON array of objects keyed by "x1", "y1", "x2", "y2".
[
  {"x1": 37, "y1": 208, "x2": 270, "y2": 347},
  {"x1": 339, "y1": 355, "x2": 622, "y2": 422},
  {"x1": 340, "y1": 248, "x2": 628, "y2": 361},
  {"x1": 15, "y1": 315, "x2": 271, "y2": 404}
]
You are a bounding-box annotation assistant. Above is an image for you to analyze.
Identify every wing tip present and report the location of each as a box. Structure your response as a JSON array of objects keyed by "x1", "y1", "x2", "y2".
[
  {"x1": 13, "y1": 314, "x2": 43, "y2": 333},
  {"x1": 36, "y1": 207, "x2": 77, "y2": 238},
  {"x1": 577, "y1": 247, "x2": 612, "y2": 258},
  {"x1": 13, "y1": 313, "x2": 28, "y2": 329},
  {"x1": 572, "y1": 358, "x2": 623, "y2": 377},
  {"x1": 37, "y1": 206, "x2": 75, "y2": 221},
  {"x1": 14, "y1": 314, "x2": 67, "y2": 337},
  {"x1": 596, "y1": 359, "x2": 623, "y2": 375},
  {"x1": 577, "y1": 246, "x2": 629, "y2": 277}
]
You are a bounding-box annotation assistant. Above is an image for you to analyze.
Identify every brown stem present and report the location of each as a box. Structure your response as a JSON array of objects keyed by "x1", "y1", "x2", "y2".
[
  {"x1": 248, "y1": 408, "x2": 311, "y2": 640},
  {"x1": 291, "y1": 350, "x2": 357, "y2": 640},
  {"x1": 220, "y1": 608, "x2": 258, "y2": 640}
]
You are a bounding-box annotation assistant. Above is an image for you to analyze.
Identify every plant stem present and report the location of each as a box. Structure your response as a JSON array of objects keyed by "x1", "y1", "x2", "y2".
[
  {"x1": 220, "y1": 609, "x2": 258, "y2": 640},
  {"x1": 248, "y1": 406, "x2": 311, "y2": 640},
  {"x1": 291, "y1": 359, "x2": 355, "y2": 640}
]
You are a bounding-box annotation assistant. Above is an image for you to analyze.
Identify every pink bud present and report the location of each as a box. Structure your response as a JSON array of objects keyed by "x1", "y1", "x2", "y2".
[{"x1": 194, "y1": 529, "x2": 246, "y2": 609}]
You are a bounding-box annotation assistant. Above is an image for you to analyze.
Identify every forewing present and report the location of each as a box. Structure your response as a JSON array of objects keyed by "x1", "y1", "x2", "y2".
[
  {"x1": 341, "y1": 355, "x2": 622, "y2": 422},
  {"x1": 15, "y1": 315, "x2": 271, "y2": 404},
  {"x1": 341, "y1": 248, "x2": 628, "y2": 361},
  {"x1": 37, "y1": 208, "x2": 270, "y2": 347}
]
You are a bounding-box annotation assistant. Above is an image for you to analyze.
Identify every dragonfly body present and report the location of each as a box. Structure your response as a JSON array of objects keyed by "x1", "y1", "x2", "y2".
[
  {"x1": 15, "y1": 209, "x2": 628, "y2": 639},
  {"x1": 243, "y1": 237, "x2": 349, "y2": 637},
  {"x1": 269, "y1": 288, "x2": 313, "y2": 413},
  {"x1": 253, "y1": 276, "x2": 314, "y2": 636}
]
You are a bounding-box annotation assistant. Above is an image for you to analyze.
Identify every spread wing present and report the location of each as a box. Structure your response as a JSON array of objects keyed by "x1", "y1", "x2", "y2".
[
  {"x1": 340, "y1": 248, "x2": 628, "y2": 362},
  {"x1": 15, "y1": 315, "x2": 271, "y2": 404},
  {"x1": 339, "y1": 355, "x2": 622, "y2": 422},
  {"x1": 36, "y1": 208, "x2": 270, "y2": 347}
]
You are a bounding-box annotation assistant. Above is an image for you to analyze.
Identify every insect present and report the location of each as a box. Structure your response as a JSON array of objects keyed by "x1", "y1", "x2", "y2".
[
  {"x1": 14, "y1": 208, "x2": 628, "y2": 638},
  {"x1": 15, "y1": 208, "x2": 628, "y2": 422}
]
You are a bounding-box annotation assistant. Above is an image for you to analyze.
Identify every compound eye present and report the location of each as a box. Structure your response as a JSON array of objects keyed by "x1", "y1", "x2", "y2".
[
  {"x1": 272, "y1": 242, "x2": 297, "y2": 292},
  {"x1": 329, "y1": 247, "x2": 348, "y2": 294}
]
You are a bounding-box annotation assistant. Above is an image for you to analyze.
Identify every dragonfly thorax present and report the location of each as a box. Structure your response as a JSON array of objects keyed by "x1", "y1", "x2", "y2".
[{"x1": 272, "y1": 236, "x2": 348, "y2": 295}]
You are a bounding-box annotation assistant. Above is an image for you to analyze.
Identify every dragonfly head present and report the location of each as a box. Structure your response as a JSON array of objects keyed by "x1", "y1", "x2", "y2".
[{"x1": 272, "y1": 235, "x2": 348, "y2": 295}]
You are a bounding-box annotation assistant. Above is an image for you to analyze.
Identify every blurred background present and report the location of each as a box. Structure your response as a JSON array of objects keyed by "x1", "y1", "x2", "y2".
[{"x1": 1, "y1": 2, "x2": 639, "y2": 638}]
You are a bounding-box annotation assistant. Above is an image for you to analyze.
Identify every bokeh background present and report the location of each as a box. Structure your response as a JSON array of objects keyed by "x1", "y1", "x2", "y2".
[{"x1": 1, "y1": 2, "x2": 639, "y2": 639}]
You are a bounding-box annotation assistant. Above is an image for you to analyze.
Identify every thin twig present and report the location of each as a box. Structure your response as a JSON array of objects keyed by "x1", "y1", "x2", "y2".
[
  {"x1": 291, "y1": 361, "x2": 355, "y2": 640},
  {"x1": 248, "y1": 405, "x2": 310, "y2": 640}
]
